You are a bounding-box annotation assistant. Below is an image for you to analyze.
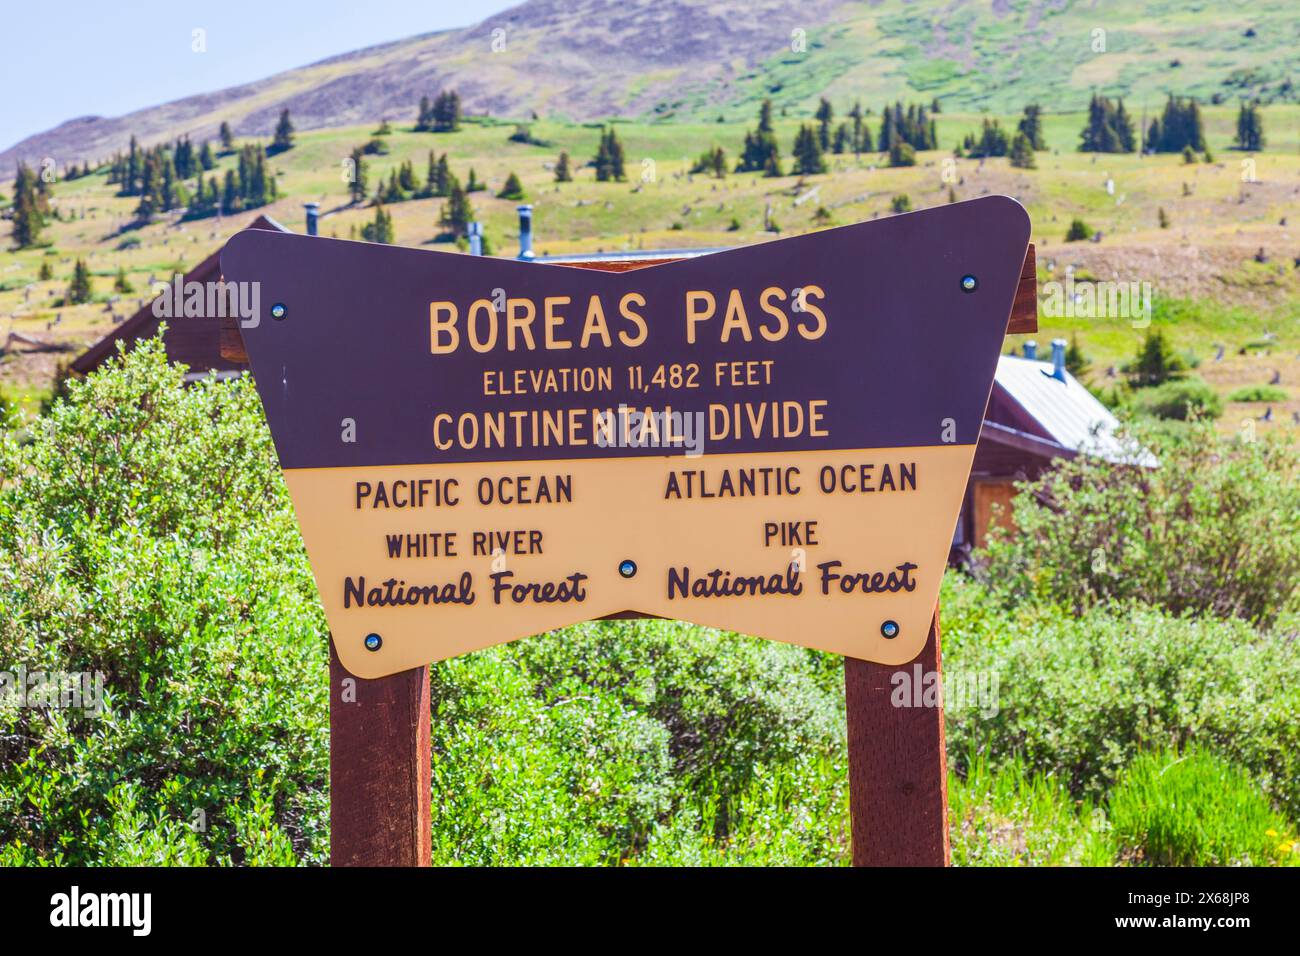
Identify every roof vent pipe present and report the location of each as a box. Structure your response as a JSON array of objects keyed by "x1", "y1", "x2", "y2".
[
  {"x1": 1049, "y1": 338, "x2": 1069, "y2": 382},
  {"x1": 517, "y1": 205, "x2": 534, "y2": 260},
  {"x1": 304, "y1": 202, "x2": 320, "y2": 236},
  {"x1": 1022, "y1": 340, "x2": 1037, "y2": 360}
]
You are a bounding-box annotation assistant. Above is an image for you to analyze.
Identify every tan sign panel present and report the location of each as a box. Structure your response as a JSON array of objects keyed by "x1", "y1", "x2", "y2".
[{"x1": 221, "y1": 196, "x2": 1030, "y2": 678}]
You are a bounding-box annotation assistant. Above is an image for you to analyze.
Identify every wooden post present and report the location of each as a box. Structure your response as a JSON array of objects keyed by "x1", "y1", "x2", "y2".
[
  {"x1": 329, "y1": 637, "x2": 431, "y2": 866},
  {"x1": 844, "y1": 608, "x2": 949, "y2": 866}
]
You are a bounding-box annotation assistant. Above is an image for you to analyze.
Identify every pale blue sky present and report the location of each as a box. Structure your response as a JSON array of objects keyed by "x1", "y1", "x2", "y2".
[{"x1": 2, "y1": 0, "x2": 519, "y2": 151}]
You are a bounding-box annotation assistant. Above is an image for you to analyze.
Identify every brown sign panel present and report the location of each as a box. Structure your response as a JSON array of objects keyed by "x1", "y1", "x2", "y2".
[{"x1": 221, "y1": 196, "x2": 1030, "y2": 678}]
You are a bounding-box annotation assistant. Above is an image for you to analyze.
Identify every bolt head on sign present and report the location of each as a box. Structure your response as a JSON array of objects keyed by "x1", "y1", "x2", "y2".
[{"x1": 220, "y1": 196, "x2": 1030, "y2": 679}]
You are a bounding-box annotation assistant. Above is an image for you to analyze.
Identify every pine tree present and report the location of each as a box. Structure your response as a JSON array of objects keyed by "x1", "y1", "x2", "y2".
[
  {"x1": 1017, "y1": 104, "x2": 1046, "y2": 150},
  {"x1": 199, "y1": 140, "x2": 215, "y2": 171},
  {"x1": 498, "y1": 172, "x2": 525, "y2": 200},
  {"x1": 888, "y1": 140, "x2": 916, "y2": 167},
  {"x1": 832, "y1": 123, "x2": 850, "y2": 154},
  {"x1": 1009, "y1": 132, "x2": 1037, "y2": 168},
  {"x1": 114, "y1": 265, "x2": 134, "y2": 293},
  {"x1": 10, "y1": 162, "x2": 46, "y2": 249},
  {"x1": 431, "y1": 91, "x2": 462, "y2": 132},
  {"x1": 1234, "y1": 100, "x2": 1265, "y2": 151},
  {"x1": 593, "y1": 127, "x2": 627, "y2": 182},
  {"x1": 416, "y1": 95, "x2": 433, "y2": 132},
  {"x1": 848, "y1": 100, "x2": 866, "y2": 155},
  {"x1": 737, "y1": 100, "x2": 781, "y2": 172},
  {"x1": 1079, "y1": 94, "x2": 1136, "y2": 153},
  {"x1": 439, "y1": 176, "x2": 473, "y2": 238},
  {"x1": 67, "y1": 258, "x2": 93, "y2": 304},
  {"x1": 270, "y1": 109, "x2": 295, "y2": 154},
  {"x1": 555, "y1": 151, "x2": 573, "y2": 182},
  {"x1": 1146, "y1": 95, "x2": 1206, "y2": 153},
  {"x1": 815, "y1": 97, "x2": 833, "y2": 152},
  {"x1": 466, "y1": 167, "x2": 485, "y2": 192},
  {"x1": 38, "y1": 260, "x2": 53, "y2": 281},
  {"x1": 398, "y1": 159, "x2": 417, "y2": 193},
  {"x1": 219, "y1": 121, "x2": 234, "y2": 151},
  {"x1": 221, "y1": 169, "x2": 241, "y2": 215},
  {"x1": 792, "y1": 124, "x2": 826, "y2": 174},
  {"x1": 1065, "y1": 334, "x2": 1089, "y2": 378},
  {"x1": 1127, "y1": 329, "x2": 1186, "y2": 387},
  {"x1": 361, "y1": 203, "x2": 394, "y2": 244}
]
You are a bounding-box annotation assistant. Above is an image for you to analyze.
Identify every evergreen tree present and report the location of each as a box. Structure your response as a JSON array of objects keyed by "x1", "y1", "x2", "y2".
[
  {"x1": 1234, "y1": 100, "x2": 1265, "y2": 151},
  {"x1": 431, "y1": 91, "x2": 462, "y2": 132},
  {"x1": 466, "y1": 167, "x2": 485, "y2": 192},
  {"x1": 415, "y1": 95, "x2": 433, "y2": 132},
  {"x1": 360, "y1": 203, "x2": 394, "y2": 244},
  {"x1": 554, "y1": 150, "x2": 573, "y2": 182},
  {"x1": 848, "y1": 100, "x2": 866, "y2": 155},
  {"x1": 38, "y1": 260, "x2": 53, "y2": 281},
  {"x1": 67, "y1": 258, "x2": 93, "y2": 304},
  {"x1": 792, "y1": 124, "x2": 826, "y2": 174},
  {"x1": 114, "y1": 265, "x2": 134, "y2": 294},
  {"x1": 1065, "y1": 217, "x2": 1091, "y2": 242},
  {"x1": 221, "y1": 169, "x2": 242, "y2": 215},
  {"x1": 439, "y1": 176, "x2": 473, "y2": 238},
  {"x1": 593, "y1": 127, "x2": 627, "y2": 182},
  {"x1": 814, "y1": 97, "x2": 833, "y2": 152},
  {"x1": 1126, "y1": 328, "x2": 1186, "y2": 387},
  {"x1": 737, "y1": 99, "x2": 780, "y2": 172},
  {"x1": 691, "y1": 146, "x2": 727, "y2": 178},
  {"x1": 832, "y1": 123, "x2": 851, "y2": 154},
  {"x1": 1017, "y1": 104, "x2": 1046, "y2": 150},
  {"x1": 1065, "y1": 333, "x2": 1089, "y2": 378},
  {"x1": 10, "y1": 162, "x2": 46, "y2": 249},
  {"x1": 1079, "y1": 94, "x2": 1136, "y2": 153},
  {"x1": 219, "y1": 121, "x2": 234, "y2": 151},
  {"x1": 1009, "y1": 131, "x2": 1037, "y2": 168},
  {"x1": 962, "y1": 119, "x2": 1011, "y2": 158},
  {"x1": 270, "y1": 109, "x2": 295, "y2": 154},
  {"x1": 398, "y1": 159, "x2": 417, "y2": 193},
  {"x1": 348, "y1": 147, "x2": 368, "y2": 204},
  {"x1": 498, "y1": 171, "x2": 525, "y2": 200},
  {"x1": 199, "y1": 140, "x2": 215, "y2": 171},
  {"x1": 1146, "y1": 95, "x2": 1205, "y2": 153}
]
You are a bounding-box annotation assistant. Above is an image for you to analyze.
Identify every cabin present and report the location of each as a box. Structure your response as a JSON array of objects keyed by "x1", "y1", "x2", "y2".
[
  {"x1": 72, "y1": 206, "x2": 1134, "y2": 557},
  {"x1": 954, "y1": 339, "x2": 1142, "y2": 561}
]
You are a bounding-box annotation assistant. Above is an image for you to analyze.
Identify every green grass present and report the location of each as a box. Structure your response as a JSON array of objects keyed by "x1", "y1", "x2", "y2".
[{"x1": 1110, "y1": 748, "x2": 1300, "y2": 866}]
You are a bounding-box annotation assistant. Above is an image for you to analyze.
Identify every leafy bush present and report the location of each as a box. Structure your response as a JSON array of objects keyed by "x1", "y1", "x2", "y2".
[
  {"x1": 1109, "y1": 749, "x2": 1298, "y2": 866},
  {"x1": 429, "y1": 620, "x2": 847, "y2": 864},
  {"x1": 0, "y1": 338, "x2": 330, "y2": 865},
  {"x1": 1065, "y1": 218, "x2": 1091, "y2": 241},
  {"x1": 942, "y1": 582, "x2": 1300, "y2": 816},
  {"x1": 1129, "y1": 377, "x2": 1221, "y2": 420},
  {"x1": 1228, "y1": 384, "x2": 1288, "y2": 403},
  {"x1": 978, "y1": 419, "x2": 1300, "y2": 625}
]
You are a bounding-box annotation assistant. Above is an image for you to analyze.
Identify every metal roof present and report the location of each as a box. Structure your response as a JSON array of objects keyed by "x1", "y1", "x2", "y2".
[{"x1": 993, "y1": 355, "x2": 1154, "y2": 465}]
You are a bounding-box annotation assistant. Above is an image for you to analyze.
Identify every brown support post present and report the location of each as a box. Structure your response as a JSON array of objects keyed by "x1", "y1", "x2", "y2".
[
  {"x1": 845, "y1": 607, "x2": 949, "y2": 866},
  {"x1": 329, "y1": 637, "x2": 431, "y2": 866}
]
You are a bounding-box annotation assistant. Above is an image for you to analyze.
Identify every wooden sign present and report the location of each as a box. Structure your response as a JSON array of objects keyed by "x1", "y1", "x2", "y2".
[{"x1": 220, "y1": 195, "x2": 1030, "y2": 680}]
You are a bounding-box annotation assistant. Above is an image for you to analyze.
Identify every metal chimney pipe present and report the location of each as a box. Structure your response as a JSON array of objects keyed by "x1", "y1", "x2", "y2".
[
  {"x1": 517, "y1": 204, "x2": 534, "y2": 260},
  {"x1": 1050, "y1": 338, "x2": 1069, "y2": 382},
  {"x1": 468, "y1": 221, "x2": 483, "y2": 256},
  {"x1": 304, "y1": 202, "x2": 320, "y2": 236},
  {"x1": 1023, "y1": 340, "x2": 1037, "y2": 360}
]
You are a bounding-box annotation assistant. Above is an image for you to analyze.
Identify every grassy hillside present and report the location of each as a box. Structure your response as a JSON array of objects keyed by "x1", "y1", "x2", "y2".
[
  {"x1": 5, "y1": 0, "x2": 1300, "y2": 170},
  {"x1": 3, "y1": 103, "x2": 1298, "y2": 430}
]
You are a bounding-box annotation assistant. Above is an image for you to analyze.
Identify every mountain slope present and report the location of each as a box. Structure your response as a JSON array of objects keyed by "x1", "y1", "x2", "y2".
[{"x1": 4, "y1": 0, "x2": 1298, "y2": 170}]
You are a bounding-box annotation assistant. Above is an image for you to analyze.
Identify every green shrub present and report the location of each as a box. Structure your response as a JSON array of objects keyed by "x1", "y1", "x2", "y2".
[
  {"x1": 429, "y1": 619, "x2": 847, "y2": 864},
  {"x1": 1065, "y1": 218, "x2": 1091, "y2": 241},
  {"x1": 942, "y1": 583, "x2": 1300, "y2": 816},
  {"x1": 978, "y1": 419, "x2": 1300, "y2": 625},
  {"x1": 1228, "y1": 384, "x2": 1288, "y2": 403},
  {"x1": 1109, "y1": 748, "x2": 1299, "y2": 866},
  {"x1": 1130, "y1": 377, "x2": 1222, "y2": 420},
  {"x1": 0, "y1": 338, "x2": 330, "y2": 865}
]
